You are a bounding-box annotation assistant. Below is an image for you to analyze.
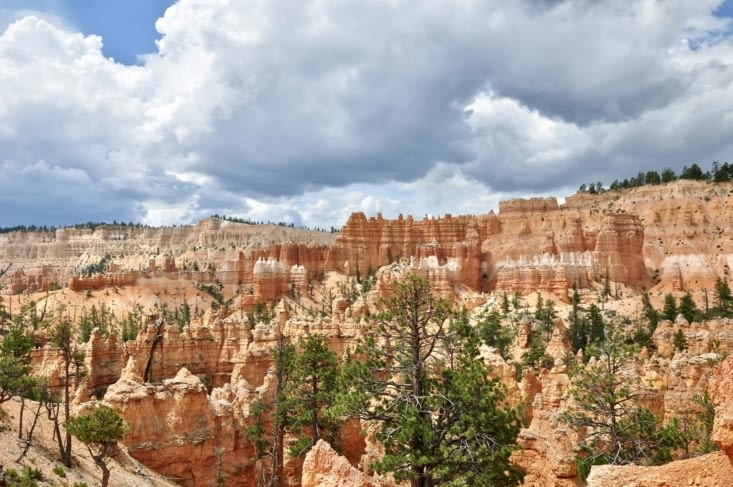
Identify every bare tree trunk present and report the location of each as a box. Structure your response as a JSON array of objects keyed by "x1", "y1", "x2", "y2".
[
  {"x1": 143, "y1": 320, "x2": 165, "y2": 383},
  {"x1": 46, "y1": 400, "x2": 66, "y2": 466},
  {"x1": 17, "y1": 397, "x2": 24, "y2": 439},
  {"x1": 310, "y1": 375, "x2": 319, "y2": 447},
  {"x1": 91, "y1": 452, "x2": 111, "y2": 487},
  {"x1": 272, "y1": 332, "x2": 289, "y2": 487},
  {"x1": 15, "y1": 400, "x2": 43, "y2": 463},
  {"x1": 61, "y1": 355, "x2": 72, "y2": 467},
  {"x1": 101, "y1": 467, "x2": 111, "y2": 487}
]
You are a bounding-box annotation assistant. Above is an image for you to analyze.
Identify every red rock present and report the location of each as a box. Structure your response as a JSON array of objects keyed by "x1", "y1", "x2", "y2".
[
  {"x1": 586, "y1": 451, "x2": 733, "y2": 487},
  {"x1": 301, "y1": 440, "x2": 377, "y2": 487}
]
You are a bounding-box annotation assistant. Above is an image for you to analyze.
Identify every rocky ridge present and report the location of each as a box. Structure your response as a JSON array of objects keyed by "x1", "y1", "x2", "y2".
[{"x1": 4, "y1": 180, "x2": 733, "y2": 304}]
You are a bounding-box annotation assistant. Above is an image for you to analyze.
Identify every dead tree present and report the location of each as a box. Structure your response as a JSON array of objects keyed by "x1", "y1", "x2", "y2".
[{"x1": 143, "y1": 319, "x2": 165, "y2": 383}]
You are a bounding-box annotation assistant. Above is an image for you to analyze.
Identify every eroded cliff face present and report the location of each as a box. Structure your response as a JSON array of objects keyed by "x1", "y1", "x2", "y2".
[
  {"x1": 511, "y1": 366, "x2": 580, "y2": 487},
  {"x1": 0, "y1": 219, "x2": 335, "y2": 303},
  {"x1": 709, "y1": 354, "x2": 733, "y2": 458},
  {"x1": 301, "y1": 440, "x2": 378, "y2": 487},
  {"x1": 566, "y1": 180, "x2": 733, "y2": 292},
  {"x1": 4, "y1": 180, "x2": 733, "y2": 303},
  {"x1": 503, "y1": 313, "x2": 733, "y2": 487},
  {"x1": 104, "y1": 361, "x2": 250, "y2": 487},
  {"x1": 49, "y1": 304, "x2": 369, "y2": 487},
  {"x1": 490, "y1": 203, "x2": 648, "y2": 301},
  {"x1": 329, "y1": 181, "x2": 733, "y2": 301}
]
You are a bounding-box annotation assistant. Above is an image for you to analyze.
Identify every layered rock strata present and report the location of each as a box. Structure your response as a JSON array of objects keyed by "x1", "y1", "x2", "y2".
[{"x1": 7, "y1": 181, "x2": 733, "y2": 303}]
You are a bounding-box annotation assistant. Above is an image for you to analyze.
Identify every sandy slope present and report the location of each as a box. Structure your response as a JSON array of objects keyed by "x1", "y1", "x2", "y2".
[{"x1": 0, "y1": 398, "x2": 178, "y2": 487}]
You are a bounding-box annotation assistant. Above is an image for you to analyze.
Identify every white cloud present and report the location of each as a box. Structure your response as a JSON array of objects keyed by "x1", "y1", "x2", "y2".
[{"x1": 1, "y1": 1, "x2": 733, "y2": 228}]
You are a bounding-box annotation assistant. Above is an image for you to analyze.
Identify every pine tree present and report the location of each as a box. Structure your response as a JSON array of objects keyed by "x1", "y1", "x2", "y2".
[
  {"x1": 245, "y1": 333, "x2": 296, "y2": 486},
  {"x1": 536, "y1": 296, "x2": 557, "y2": 341},
  {"x1": 0, "y1": 321, "x2": 37, "y2": 441},
  {"x1": 680, "y1": 163, "x2": 708, "y2": 180},
  {"x1": 501, "y1": 293, "x2": 511, "y2": 314},
  {"x1": 562, "y1": 326, "x2": 682, "y2": 479},
  {"x1": 534, "y1": 293, "x2": 544, "y2": 320},
  {"x1": 588, "y1": 304, "x2": 605, "y2": 345},
  {"x1": 66, "y1": 405, "x2": 129, "y2": 487},
  {"x1": 714, "y1": 277, "x2": 732, "y2": 316},
  {"x1": 662, "y1": 293, "x2": 678, "y2": 321},
  {"x1": 661, "y1": 168, "x2": 677, "y2": 183},
  {"x1": 479, "y1": 310, "x2": 513, "y2": 359},
  {"x1": 642, "y1": 292, "x2": 659, "y2": 331},
  {"x1": 50, "y1": 315, "x2": 85, "y2": 467},
  {"x1": 678, "y1": 292, "x2": 699, "y2": 323},
  {"x1": 634, "y1": 292, "x2": 658, "y2": 349},
  {"x1": 287, "y1": 334, "x2": 340, "y2": 457},
  {"x1": 673, "y1": 329, "x2": 688, "y2": 352},
  {"x1": 0, "y1": 322, "x2": 34, "y2": 405},
  {"x1": 339, "y1": 275, "x2": 523, "y2": 487},
  {"x1": 568, "y1": 290, "x2": 588, "y2": 354}
]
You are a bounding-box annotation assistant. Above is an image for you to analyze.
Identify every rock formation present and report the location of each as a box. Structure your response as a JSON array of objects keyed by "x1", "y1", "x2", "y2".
[
  {"x1": 301, "y1": 440, "x2": 378, "y2": 487},
  {"x1": 709, "y1": 354, "x2": 733, "y2": 458},
  {"x1": 104, "y1": 360, "x2": 252, "y2": 487},
  {"x1": 5, "y1": 180, "x2": 733, "y2": 303},
  {"x1": 512, "y1": 366, "x2": 579, "y2": 487},
  {"x1": 652, "y1": 317, "x2": 733, "y2": 358},
  {"x1": 329, "y1": 194, "x2": 651, "y2": 302},
  {"x1": 586, "y1": 451, "x2": 733, "y2": 487}
]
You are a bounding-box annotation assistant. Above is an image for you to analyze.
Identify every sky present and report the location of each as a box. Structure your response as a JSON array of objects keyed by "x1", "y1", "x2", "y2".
[{"x1": 1, "y1": 1, "x2": 733, "y2": 229}]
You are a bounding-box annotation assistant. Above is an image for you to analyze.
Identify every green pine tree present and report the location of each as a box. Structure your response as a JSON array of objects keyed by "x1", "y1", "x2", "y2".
[
  {"x1": 588, "y1": 304, "x2": 605, "y2": 345},
  {"x1": 0, "y1": 321, "x2": 34, "y2": 405},
  {"x1": 50, "y1": 314, "x2": 86, "y2": 467},
  {"x1": 339, "y1": 275, "x2": 523, "y2": 487},
  {"x1": 634, "y1": 292, "x2": 659, "y2": 349},
  {"x1": 287, "y1": 334, "x2": 341, "y2": 457},
  {"x1": 714, "y1": 277, "x2": 732, "y2": 316},
  {"x1": 562, "y1": 326, "x2": 682, "y2": 479},
  {"x1": 66, "y1": 405, "x2": 129, "y2": 487},
  {"x1": 244, "y1": 333, "x2": 296, "y2": 486},
  {"x1": 478, "y1": 310, "x2": 514, "y2": 359},
  {"x1": 568, "y1": 289, "x2": 588, "y2": 354},
  {"x1": 662, "y1": 293, "x2": 678, "y2": 321},
  {"x1": 678, "y1": 292, "x2": 699, "y2": 323},
  {"x1": 673, "y1": 329, "x2": 688, "y2": 352},
  {"x1": 501, "y1": 293, "x2": 511, "y2": 314}
]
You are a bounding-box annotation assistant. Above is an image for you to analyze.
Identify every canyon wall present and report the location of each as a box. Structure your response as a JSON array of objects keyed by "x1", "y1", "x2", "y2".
[
  {"x1": 5, "y1": 181, "x2": 733, "y2": 303},
  {"x1": 327, "y1": 181, "x2": 733, "y2": 300}
]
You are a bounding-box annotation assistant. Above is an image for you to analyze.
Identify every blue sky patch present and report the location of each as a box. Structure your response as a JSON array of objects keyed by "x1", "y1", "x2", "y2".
[{"x1": 1, "y1": 0, "x2": 174, "y2": 64}]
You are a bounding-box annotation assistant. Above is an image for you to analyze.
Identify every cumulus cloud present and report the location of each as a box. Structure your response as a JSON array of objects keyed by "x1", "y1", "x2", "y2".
[{"x1": 1, "y1": 0, "x2": 733, "y2": 228}]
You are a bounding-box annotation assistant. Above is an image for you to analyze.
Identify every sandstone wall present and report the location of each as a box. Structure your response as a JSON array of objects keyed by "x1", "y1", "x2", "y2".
[
  {"x1": 6, "y1": 180, "x2": 733, "y2": 303},
  {"x1": 0, "y1": 219, "x2": 335, "y2": 298}
]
